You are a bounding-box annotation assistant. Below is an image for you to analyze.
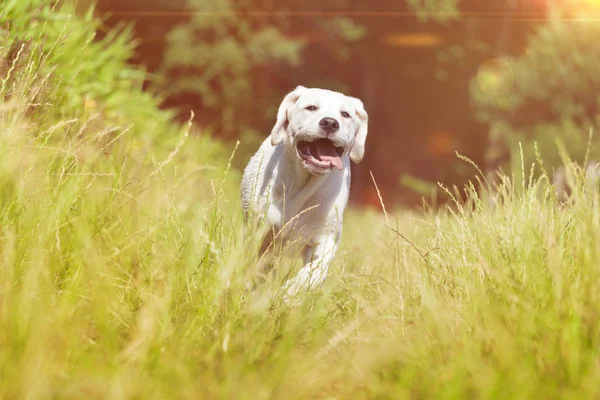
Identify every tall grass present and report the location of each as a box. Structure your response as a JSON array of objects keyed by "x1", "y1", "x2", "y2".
[{"x1": 2, "y1": 1, "x2": 600, "y2": 399}]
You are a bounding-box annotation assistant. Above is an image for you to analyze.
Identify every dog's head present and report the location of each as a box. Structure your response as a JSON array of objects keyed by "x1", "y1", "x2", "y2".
[{"x1": 270, "y1": 86, "x2": 368, "y2": 175}]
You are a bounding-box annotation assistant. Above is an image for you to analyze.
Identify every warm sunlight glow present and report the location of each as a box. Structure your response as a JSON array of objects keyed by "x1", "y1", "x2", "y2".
[
  {"x1": 382, "y1": 33, "x2": 442, "y2": 47},
  {"x1": 562, "y1": 0, "x2": 600, "y2": 9},
  {"x1": 476, "y1": 58, "x2": 515, "y2": 96}
]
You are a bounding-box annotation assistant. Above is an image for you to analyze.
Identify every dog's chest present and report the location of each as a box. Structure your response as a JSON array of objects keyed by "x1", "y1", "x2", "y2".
[{"x1": 265, "y1": 185, "x2": 326, "y2": 246}]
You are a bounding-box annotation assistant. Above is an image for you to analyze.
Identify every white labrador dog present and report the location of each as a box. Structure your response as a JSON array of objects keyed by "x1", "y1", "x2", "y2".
[{"x1": 241, "y1": 86, "x2": 368, "y2": 299}]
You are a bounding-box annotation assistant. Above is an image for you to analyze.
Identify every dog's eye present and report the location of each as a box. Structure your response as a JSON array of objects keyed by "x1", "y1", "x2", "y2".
[
  {"x1": 305, "y1": 105, "x2": 318, "y2": 111},
  {"x1": 341, "y1": 111, "x2": 351, "y2": 118}
]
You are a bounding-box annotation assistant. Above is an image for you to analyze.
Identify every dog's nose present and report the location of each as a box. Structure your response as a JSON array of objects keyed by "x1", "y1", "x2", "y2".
[{"x1": 319, "y1": 117, "x2": 339, "y2": 134}]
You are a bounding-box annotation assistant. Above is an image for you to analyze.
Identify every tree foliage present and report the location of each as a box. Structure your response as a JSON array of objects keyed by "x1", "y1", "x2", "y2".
[
  {"x1": 159, "y1": 0, "x2": 304, "y2": 136},
  {"x1": 1, "y1": 0, "x2": 169, "y2": 134},
  {"x1": 405, "y1": 0, "x2": 461, "y2": 23},
  {"x1": 159, "y1": 0, "x2": 367, "y2": 139},
  {"x1": 471, "y1": 6, "x2": 600, "y2": 171}
]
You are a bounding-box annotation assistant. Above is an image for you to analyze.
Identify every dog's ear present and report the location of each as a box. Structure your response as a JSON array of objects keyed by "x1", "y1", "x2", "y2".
[
  {"x1": 349, "y1": 97, "x2": 368, "y2": 163},
  {"x1": 271, "y1": 86, "x2": 306, "y2": 146}
]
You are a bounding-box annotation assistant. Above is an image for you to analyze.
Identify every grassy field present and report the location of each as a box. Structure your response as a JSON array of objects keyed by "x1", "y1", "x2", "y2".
[{"x1": 2, "y1": 2, "x2": 600, "y2": 399}]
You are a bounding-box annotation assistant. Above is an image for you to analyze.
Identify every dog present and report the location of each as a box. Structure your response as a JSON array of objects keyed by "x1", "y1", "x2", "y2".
[{"x1": 241, "y1": 86, "x2": 368, "y2": 300}]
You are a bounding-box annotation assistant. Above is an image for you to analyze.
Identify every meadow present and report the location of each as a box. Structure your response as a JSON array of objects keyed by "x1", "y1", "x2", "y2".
[{"x1": 1, "y1": 1, "x2": 600, "y2": 399}]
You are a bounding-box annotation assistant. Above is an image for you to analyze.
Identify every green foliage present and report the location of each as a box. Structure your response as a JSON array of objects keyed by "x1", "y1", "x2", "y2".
[
  {"x1": 314, "y1": 16, "x2": 367, "y2": 63},
  {"x1": 471, "y1": 10, "x2": 600, "y2": 171},
  {"x1": 0, "y1": 0, "x2": 236, "y2": 183},
  {"x1": 160, "y1": 0, "x2": 305, "y2": 135},
  {"x1": 406, "y1": 0, "x2": 461, "y2": 23},
  {"x1": 0, "y1": 0, "x2": 176, "y2": 138},
  {"x1": 329, "y1": 17, "x2": 368, "y2": 42}
]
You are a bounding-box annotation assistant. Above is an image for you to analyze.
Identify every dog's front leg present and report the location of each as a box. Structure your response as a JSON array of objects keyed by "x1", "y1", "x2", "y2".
[{"x1": 282, "y1": 234, "x2": 338, "y2": 301}]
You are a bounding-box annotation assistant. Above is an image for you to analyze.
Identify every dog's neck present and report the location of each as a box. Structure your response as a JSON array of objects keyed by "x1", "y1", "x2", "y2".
[{"x1": 282, "y1": 143, "x2": 311, "y2": 183}]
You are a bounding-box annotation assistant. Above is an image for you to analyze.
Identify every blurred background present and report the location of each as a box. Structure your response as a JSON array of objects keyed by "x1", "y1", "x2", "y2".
[{"x1": 82, "y1": 0, "x2": 600, "y2": 208}]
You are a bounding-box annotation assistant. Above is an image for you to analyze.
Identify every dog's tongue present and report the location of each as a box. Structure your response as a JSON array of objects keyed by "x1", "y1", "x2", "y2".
[{"x1": 314, "y1": 139, "x2": 343, "y2": 170}]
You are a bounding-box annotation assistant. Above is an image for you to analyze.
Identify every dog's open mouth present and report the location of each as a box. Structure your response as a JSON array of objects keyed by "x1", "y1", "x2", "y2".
[{"x1": 296, "y1": 139, "x2": 344, "y2": 171}]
